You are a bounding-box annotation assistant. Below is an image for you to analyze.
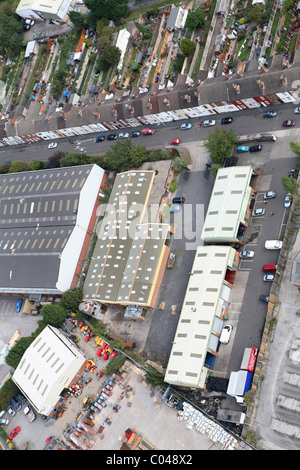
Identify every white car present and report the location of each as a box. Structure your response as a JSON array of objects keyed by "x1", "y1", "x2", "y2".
[
  {"x1": 263, "y1": 274, "x2": 275, "y2": 282},
  {"x1": 241, "y1": 250, "x2": 255, "y2": 258},
  {"x1": 118, "y1": 132, "x2": 129, "y2": 139},
  {"x1": 252, "y1": 208, "x2": 265, "y2": 217},
  {"x1": 220, "y1": 325, "x2": 233, "y2": 344},
  {"x1": 181, "y1": 123, "x2": 192, "y2": 130},
  {"x1": 48, "y1": 142, "x2": 57, "y2": 149},
  {"x1": 284, "y1": 193, "x2": 291, "y2": 208},
  {"x1": 295, "y1": 107, "x2": 300, "y2": 114},
  {"x1": 203, "y1": 120, "x2": 216, "y2": 127}
]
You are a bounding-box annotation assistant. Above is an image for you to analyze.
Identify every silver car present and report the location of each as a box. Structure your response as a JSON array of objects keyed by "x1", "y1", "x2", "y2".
[
  {"x1": 203, "y1": 120, "x2": 216, "y2": 127},
  {"x1": 264, "y1": 191, "x2": 276, "y2": 200},
  {"x1": 263, "y1": 274, "x2": 275, "y2": 282},
  {"x1": 119, "y1": 132, "x2": 129, "y2": 139},
  {"x1": 241, "y1": 251, "x2": 255, "y2": 258}
]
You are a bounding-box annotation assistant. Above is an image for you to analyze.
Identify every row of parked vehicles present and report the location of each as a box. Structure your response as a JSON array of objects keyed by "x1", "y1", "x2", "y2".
[{"x1": 0, "y1": 393, "x2": 36, "y2": 441}]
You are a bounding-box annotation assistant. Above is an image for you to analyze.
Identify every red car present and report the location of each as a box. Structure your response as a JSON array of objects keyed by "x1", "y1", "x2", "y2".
[
  {"x1": 141, "y1": 128, "x2": 155, "y2": 135},
  {"x1": 102, "y1": 352, "x2": 109, "y2": 360},
  {"x1": 170, "y1": 139, "x2": 180, "y2": 145},
  {"x1": 109, "y1": 351, "x2": 116, "y2": 359},
  {"x1": 9, "y1": 426, "x2": 20, "y2": 440},
  {"x1": 283, "y1": 120, "x2": 295, "y2": 127}
]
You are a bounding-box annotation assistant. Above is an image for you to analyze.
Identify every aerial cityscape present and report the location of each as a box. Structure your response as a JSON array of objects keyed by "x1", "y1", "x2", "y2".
[{"x1": 0, "y1": 0, "x2": 300, "y2": 454}]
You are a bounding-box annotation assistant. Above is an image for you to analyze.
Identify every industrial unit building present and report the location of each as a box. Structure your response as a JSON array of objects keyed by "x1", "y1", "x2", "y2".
[
  {"x1": 12, "y1": 325, "x2": 86, "y2": 416},
  {"x1": 164, "y1": 245, "x2": 239, "y2": 389},
  {"x1": 0, "y1": 164, "x2": 105, "y2": 295},
  {"x1": 16, "y1": 0, "x2": 70, "y2": 21},
  {"x1": 201, "y1": 166, "x2": 256, "y2": 244},
  {"x1": 83, "y1": 169, "x2": 174, "y2": 309}
]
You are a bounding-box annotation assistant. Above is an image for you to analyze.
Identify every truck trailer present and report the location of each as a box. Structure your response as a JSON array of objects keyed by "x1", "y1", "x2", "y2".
[
  {"x1": 240, "y1": 347, "x2": 258, "y2": 373},
  {"x1": 226, "y1": 370, "x2": 253, "y2": 404}
]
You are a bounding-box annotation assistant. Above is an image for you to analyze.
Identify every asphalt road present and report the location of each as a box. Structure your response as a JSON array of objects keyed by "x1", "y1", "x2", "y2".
[{"x1": 1, "y1": 101, "x2": 300, "y2": 164}]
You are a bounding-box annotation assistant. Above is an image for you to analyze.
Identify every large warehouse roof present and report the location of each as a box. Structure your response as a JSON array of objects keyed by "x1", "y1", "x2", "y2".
[
  {"x1": 201, "y1": 166, "x2": 254, "y2": 243},
  {"x1": 165, "y1": 245, "x2": 238, "y2": 389},
  {"x1": 83, "y1": 170, "x2": 173, "y2": 307},
  {"x1": 12, "y1": 325, "x2": 86, "y2": 415},
  {"x1": 0, "y1": 164, "x2": 104, "y2": 294}
]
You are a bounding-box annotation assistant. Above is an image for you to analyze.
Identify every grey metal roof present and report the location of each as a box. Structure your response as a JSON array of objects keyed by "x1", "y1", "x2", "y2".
[
  {"x1": 83, "y1": 169, "x2": 172, "y2": 306},
  {"x1": 0, "y1": 165, "x2": 97, "y2": 293}
]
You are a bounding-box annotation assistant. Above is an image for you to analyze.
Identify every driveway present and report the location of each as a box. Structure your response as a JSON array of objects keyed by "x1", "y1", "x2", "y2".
[{"x1": 143, "y1": 143, "x2": 213, "y2": 365}]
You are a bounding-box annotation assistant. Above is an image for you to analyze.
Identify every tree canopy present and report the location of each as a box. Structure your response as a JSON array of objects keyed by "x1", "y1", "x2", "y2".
[
  {"x1": 179, "y1": 38, "x2": 196, "y2": 57},
  {"x1": 203, "y1": 127, "x2": 237, "y2": 165},
  {"x1": 61, "y1": 287, "x2": 83, "y2": 311},
  {"x1": 85, "y1": 0, "x2": 128, "y2": 24}
]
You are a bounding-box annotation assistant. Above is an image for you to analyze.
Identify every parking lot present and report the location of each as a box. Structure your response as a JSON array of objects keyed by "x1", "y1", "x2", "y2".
[{"x1": 1, "y1": 326, "x2": 231, "y2": 451}]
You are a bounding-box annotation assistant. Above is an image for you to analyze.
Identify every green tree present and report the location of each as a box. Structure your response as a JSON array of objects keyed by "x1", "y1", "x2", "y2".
[
  {"x1": 179, "y1": 38, "x2": 196, "y2": 57},
  {"x1": 204, "y1": 127, "x2": 237, "y2": 165},
  {"x1": 28, "y1": 159, "x2": 41, "y2": 171},
  {"x1": 129, "y1": 144, "x2": 147, "y2": 167},
  {"x1": 61, "y1": 286, "x2": 83, "y2": 311},
  {"x1": 145, "y1": 365, "x2": 166, "y2": 387},
  {"x1": 104, "y1": 354, "x2": 126, "y2": 375},
  {"x1": 186, "y1": 6, "x2": 206, "y2": 30},
  {"x1": 6, "y1": 337, "x2": 35, "y2": 369},
  {"x1": 85, "y1": 0, "x2": 128, "y2": 23},
  {"x1": 0, "y1": 16, "x2": 24, "y2": 57},
  {"x1": 281, "y1": 175, "x2": 298, "y2": 195},
  {"x1": 68, "y1": 10, "x2": 88, "y2": 29},
  {"x1": 59, "y1": 152, "x2": 89, "y2": 167},
  {"x1": 103, "y1": 139, "x2": 132, "y2": 172},
  {"x1": 9, "y1": 161, "x2": 29, "y2": 173},
  {"x1": 40, "y1": 304, "x2": 68, "y2": 327},
  {"x1": 290, "y1": 141, "x2": 300, "y2": 155},
  {"x1": 173, "y1": 156, "x2": 186, "y2": 173}
]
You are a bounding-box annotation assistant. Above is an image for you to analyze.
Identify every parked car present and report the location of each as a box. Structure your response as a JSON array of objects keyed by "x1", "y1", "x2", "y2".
[
  {"x1": 250, "y1": 144, "x2": 263, "y2": 152},
  {"x1": 203, "y1": 120, "x2": 216, "y2": 127},
  {"x1": 220, "y1": 325, "x2": 233, "y2": 344},
  {"x1": 0, "y1": 418, "x2": 9, "y2": 425},
  {"x1": 7, "y1": 406, "x2": 16, "y2": 417},
  {"x1": 284, "y1": 193, "x2": 291, "y2": 208},
  {"x1": 263, "y1": 274, "x2": 275, "y2": 282},
  {"x1": 263, "y1": 111, "x2": 277, "y2": 118},
  {"x1": 264, "y1": 191, "x2": 276, "y2": 200},
  {"x1": 170, "y1": 139, "x2": 180, "y2": 145},
  {"x1": 118, "y1": 132, "x2": 129, "y2": 139},
  {"x1": 259, "y1": 295, "x2": 269, "y2": 303},
  {"x1": 16, "y1": 299, "x2": 23, "y2": 312},
  {"x1": 288, "y1": 168, "x2": 296, "y2": 178},
  {"x1": 252, "y1": 208, "x2": 265, "y2": 217},
  {"x1": 95, "y1": 136, "x2": 105, "y2": 142},
  {"x1": 10, "y1": 397, "x2": 21, "y2": 412},
  {"x1": 130, "y1": 131, "x2": 140, "y2": 138},
  {"x1": 8, "y1": 426, "x2": 21, "y2": 440},
  {"x1": 265, "y1": 240, "x2": 282, "y2": 250},
  {"x1": 283, "y1": 120, "x2": 295, "y2": 127},
  {"x1": 241, "y1": 251, "x2": 255, "y2": 258},
  {"x1": 141, "y1": 128, "x2": 155, "y2": 135},
  {"x1": 221, "y1": 117, "x2": 233, "y2": 124},
  {"x1": 262, "y1": 264, "x2": 277, "y2": 273},
  {"x1": 107, "y1": 134, "x2": 117, "y2": 140},
  {"x1": 295, "y1": 107, "x2": 300, "y2": 114},
  {"x1": 172, "y1": 196, "x2": 185, "y2": 204},
  {"x1": 48, "y1": 142, "x2": 57, "y2": 149},
  {"x1": 181, "y1": 123, "x2": 192, "y2": 130},
  {"x1": 237, "y1": 146, "x2": 249, "y2": 152}
]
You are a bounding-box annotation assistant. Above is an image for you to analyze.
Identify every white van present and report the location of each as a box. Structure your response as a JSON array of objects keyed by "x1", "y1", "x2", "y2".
[
  {"x1": 220, "y1": 325, "x2": 233, "y2": 344},
  {"x1": 265, "y1": 240, "x2": 282, "y2": 250}
]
